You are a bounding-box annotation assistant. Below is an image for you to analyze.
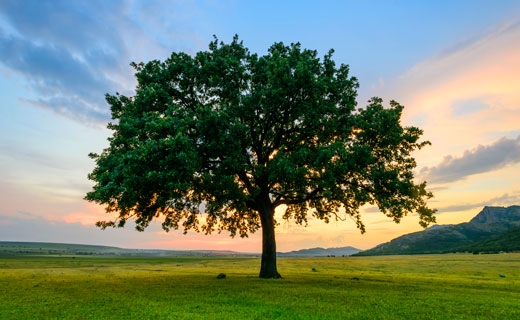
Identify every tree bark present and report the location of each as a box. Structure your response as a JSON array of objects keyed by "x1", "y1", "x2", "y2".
[{"x1": 259, "y1": 205, "x2": 281, "y2": 279}]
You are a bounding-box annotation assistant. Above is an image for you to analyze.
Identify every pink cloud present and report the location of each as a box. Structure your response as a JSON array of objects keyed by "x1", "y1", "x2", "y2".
[
  {"x1": 392, "y1": 20, "x2": 520, "y2": 159},
  {"x1": 62, "y1": 202, "x2": 111, "y2": 226}
]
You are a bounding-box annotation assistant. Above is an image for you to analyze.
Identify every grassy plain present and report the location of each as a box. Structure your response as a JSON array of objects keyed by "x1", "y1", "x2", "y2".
[{"x1": 0, "y1": 253, "x2": 519, "y2": 319}]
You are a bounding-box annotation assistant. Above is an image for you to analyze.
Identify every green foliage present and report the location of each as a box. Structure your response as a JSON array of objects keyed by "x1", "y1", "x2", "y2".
[
  {"x1": 86, "y1": 35, "x2": 435, "y2": 237},
  {"x1": 1, "y1": 254, "x2": 519, "y2": 319}
]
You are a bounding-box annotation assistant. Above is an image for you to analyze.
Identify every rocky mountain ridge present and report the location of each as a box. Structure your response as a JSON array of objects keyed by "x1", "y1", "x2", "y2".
[{"x1": 355, "y1": 205, "x2": 520, "y2": 256}]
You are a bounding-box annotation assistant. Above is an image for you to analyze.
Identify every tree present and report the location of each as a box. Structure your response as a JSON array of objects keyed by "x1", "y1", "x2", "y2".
[{"x1": 86, "y1": 36, "x2": 436, "y2": 278}]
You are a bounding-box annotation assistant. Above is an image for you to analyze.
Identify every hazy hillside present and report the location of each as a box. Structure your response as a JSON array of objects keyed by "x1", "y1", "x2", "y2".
[
  {"x1": 0, "y1": 241, "x2": 256, "y2": 257},
  {"x1": 355, "y1": 206, "x2": 520, "y2": 256},
  {"x1": 0, "y1": 241, "x2": 363, "y2": 258},
  {"x1": 278, "y1": 246, "x2": 361, "y2": 257}
]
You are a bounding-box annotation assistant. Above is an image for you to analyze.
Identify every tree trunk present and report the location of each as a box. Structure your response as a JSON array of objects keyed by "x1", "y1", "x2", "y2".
[{"x1": 259, "y1": 205, "x2": 281, "y2": 279}]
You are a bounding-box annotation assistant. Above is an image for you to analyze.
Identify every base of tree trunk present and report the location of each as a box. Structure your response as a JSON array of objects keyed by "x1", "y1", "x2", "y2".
[
  {"x1": 259, "y1": 248, "x2": 282, "y2": 279},
  {"x1": 259, "y1": 270, "x2": 282, "y2": 279}
]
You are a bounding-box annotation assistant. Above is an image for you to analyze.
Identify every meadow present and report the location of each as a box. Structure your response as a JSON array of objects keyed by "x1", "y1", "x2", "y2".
[{"x1": 0, "y1": 253, "x2": 519, "y2": 319}]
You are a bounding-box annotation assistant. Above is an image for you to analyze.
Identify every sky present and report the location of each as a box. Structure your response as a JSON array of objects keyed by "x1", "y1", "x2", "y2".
[{"x1": 1, "y1": 0, "x2": 520, "y2": 252}]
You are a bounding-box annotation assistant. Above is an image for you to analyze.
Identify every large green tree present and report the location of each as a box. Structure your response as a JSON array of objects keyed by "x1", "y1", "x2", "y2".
[{"x1": 86, "y1": 36, "x2": 436, "y2": 278}]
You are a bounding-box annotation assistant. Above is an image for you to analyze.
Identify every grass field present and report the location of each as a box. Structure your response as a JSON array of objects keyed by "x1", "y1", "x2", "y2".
[{"x1": 1, "y1": 253, "x2": 519, "y2": 319}]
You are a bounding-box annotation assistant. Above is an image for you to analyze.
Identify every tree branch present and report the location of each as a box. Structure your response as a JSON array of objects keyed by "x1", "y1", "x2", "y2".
[{"x1": 272, "y1": 187, "x2": 323, "y2": 207}]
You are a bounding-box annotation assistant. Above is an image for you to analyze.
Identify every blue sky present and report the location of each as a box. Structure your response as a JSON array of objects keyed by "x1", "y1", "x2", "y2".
[{"x1": 1, "y1": 1, "x2": 520, "y2": 251}]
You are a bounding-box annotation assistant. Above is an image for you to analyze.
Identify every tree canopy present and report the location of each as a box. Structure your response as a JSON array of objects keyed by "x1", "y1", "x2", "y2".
[{"x1": 86, "y1": 36, "x2": 436, "y2": 278}]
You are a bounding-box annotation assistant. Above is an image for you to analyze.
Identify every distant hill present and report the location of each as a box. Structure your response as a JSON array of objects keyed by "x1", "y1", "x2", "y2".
[
  {"x1": 0, "y1": 241, "x2": 363, "y2": 258},
  {"x1": 461, "y1": 226, "x2": 520, "y2": 253},
  {"x1": 425, "y1": 224, "x2": 454, "y2": 230},
  {"x1": 278, "y1": 246, "x2": 361, "y2": 257},
  {"x1": 355, "y1": 206, "x2": 520, "y2": 256},
  {"x1": 0, "y1": 241, "x2": 257, "y2": 257}
]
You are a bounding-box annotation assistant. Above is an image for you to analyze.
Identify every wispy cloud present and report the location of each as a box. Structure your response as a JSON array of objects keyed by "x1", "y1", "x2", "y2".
[
  {"x1": 0, "y1": 0, "x2": 182, "y2": 126},
  {"x1": 421, "y1": 135, "x2": 520, "y2": 183},
  {"x1": 0, "y1": 1, "x2": 127, "y2": 125},
  {"x1": 0, "y1": 31, "x2": 114, "y2": 123},
  {"x1": 438, "y1": 191, "x2": 520, "y2": 213},
  {"x1": 16, "y1": 210, "x2": 38, "y2": 218},
  {"x1": 401, "y1": 20, "x2": 520, "y2": 86}
]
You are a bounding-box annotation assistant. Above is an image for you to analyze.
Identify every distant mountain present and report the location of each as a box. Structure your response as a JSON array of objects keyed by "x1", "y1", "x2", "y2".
[
  {"x1": 470, "y1": 206, "x2": 520, "y2": 223},
  {"x1": 0, "y1": 241, "x2": 257, "y2": 257},
  {"x1": 278, "y1": 246, "x2": 361, "y2": 257},
  {"x1": 354, "y1": 206, "x2": 520, "y2": 256}
]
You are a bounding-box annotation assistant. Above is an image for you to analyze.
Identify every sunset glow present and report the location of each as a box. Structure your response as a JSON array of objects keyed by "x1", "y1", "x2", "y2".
[{"x1": 1, "y1": 1, "x2": 520, "y2": 252}]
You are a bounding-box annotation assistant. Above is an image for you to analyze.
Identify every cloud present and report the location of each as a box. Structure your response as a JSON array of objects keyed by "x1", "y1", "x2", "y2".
[
  {"x1": 451, "y1": 98, "x2": 490, "y2": 116},
  {"x1": 0, "y1": 0, "x2": 178, "y2": 126},
  {"x1": 401, "y1": 20, "x2": 520, "y2": 87},
  {"x1": 421, "y1": 135, "x2": 520, "y2": 184},
  {"x1": 16, "y1": 210, "x2": 38, "y2": 218},
  {"x1": 0, "y1": 141, "x2": 82, "y2": 171},
  {"x1": 22, "y1": 97, "x2": 110, "y2": 125},
  {"x1": 63, "y1": 203, "x2": 111, "y2": 226},
  {"x1": 0, "y1": 31, "x2": 112, "y2": 99},
  {"x1": 438, "y1": 191, "x2": 520, "y2": 213},
  {"x1": 0, "y1": 1, "x2": 127, "y2": 125},
  {"x1": 0, "y1": 1, "x2": 126, "y2": 52}
]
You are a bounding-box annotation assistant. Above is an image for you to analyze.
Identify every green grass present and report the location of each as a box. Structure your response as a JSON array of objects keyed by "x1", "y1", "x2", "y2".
[{"x1": 1, "y1": 254, "x2": 519, "y2": 319}]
